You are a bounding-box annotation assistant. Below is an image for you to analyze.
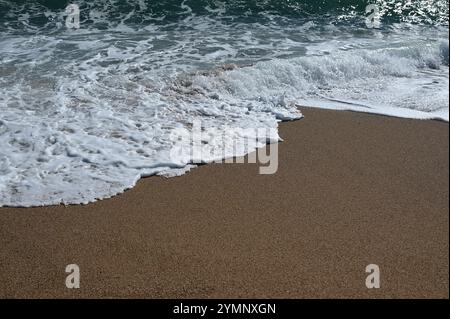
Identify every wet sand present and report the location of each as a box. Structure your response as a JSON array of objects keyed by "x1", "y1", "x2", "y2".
[{"x1": 0, "y1": 108, "x2": 448, "y2": 298}]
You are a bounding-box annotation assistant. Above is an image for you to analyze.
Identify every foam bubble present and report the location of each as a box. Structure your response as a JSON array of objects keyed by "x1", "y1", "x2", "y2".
[{"x1": 0, "y1": 11, "x2": 448, "y2": 207}]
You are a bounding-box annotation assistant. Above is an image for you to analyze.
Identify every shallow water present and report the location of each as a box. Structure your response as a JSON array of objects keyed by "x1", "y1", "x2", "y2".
[{"x1": 0, "y1": 0, "x2": 448, "y2": 207}]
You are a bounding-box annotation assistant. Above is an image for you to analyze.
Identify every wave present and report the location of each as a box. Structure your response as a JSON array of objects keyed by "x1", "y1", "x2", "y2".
[
  {"x1": 0, "y1": 1, "x2": 448, "y2": 207},
  {"x1": 1, "y1": 0, "x2": 448, "y2": 33},
  {"x1": 0, "y1": 31, "x2": 448, "y2": 206}
]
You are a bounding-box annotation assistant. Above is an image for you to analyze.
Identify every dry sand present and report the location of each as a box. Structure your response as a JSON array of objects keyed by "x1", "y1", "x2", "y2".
[{"x1": 0, "y1": 108, "x2": 448, "y2": 298}]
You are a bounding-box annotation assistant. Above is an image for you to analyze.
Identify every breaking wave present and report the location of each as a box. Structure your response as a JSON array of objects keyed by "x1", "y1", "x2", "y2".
[{"x1": 0, "y1": 0, "x2": 448, "y2": 206}]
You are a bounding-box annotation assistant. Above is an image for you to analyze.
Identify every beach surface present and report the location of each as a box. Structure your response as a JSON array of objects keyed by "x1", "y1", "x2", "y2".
[{"x1": 0, "y1": 108, "x2": 448, "y2": 299}]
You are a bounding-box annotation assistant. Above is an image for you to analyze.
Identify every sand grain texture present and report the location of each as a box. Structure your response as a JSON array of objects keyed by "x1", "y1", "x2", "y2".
[{"x1": 0, "y1": 108, "x2": 448, "y2": 298}]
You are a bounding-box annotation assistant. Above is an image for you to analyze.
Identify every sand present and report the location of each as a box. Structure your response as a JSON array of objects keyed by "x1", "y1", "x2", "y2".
[{"x1": 0, "y1": 108, "x2": 448, "y2": 299}]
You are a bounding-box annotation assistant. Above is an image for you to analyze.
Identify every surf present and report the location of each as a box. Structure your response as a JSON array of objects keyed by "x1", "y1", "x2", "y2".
[{"x1": 0, "y1": 0, "x2": 448, "y2": 207}]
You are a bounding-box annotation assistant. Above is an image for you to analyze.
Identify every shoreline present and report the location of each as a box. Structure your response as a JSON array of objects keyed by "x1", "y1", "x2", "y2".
[{"x1": 0, "y1": 108, "x2": 448, "y2": 298}]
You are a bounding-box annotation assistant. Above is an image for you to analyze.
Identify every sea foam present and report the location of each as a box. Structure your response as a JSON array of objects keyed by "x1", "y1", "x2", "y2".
[{"x1": 0, "y1": 5, "x2": 448, "y2": 207}]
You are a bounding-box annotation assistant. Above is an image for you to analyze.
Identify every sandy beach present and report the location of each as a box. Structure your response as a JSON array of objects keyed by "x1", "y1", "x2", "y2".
[{"x1": 0, "y1": 108, "x2": 448, "y2": 299}]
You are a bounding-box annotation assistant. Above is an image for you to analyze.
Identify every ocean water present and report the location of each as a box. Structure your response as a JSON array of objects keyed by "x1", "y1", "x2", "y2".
[{"x1": 0, "y1": 0, "x2": 448, "y2": 207}]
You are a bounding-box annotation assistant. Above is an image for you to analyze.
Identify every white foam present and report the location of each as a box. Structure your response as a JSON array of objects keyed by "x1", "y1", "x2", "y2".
[
  {"x1": 0, "y1": 19, "x2": 448, "y2": 207},
  {"x1": 191, "y1": 40, "x2": 449, "y2": 121}
]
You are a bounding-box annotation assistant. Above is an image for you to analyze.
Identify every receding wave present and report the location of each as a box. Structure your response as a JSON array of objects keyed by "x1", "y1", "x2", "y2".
[
  {"x1": 0, "y1": 1, "x2": 448, "y2": 207},
  {"x1": 0, "y1": 0, "x2": 448, "y2": 33}
]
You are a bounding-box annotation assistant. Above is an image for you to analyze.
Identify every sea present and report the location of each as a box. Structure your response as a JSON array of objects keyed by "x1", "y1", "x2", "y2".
[{"x1": 0, "y1": 0, "x2": 448, "y2": 207}]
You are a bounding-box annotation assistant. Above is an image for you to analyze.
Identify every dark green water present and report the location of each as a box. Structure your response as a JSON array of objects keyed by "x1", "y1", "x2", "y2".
[
  {"x1": 0, "y1": 0, "x2": 448, "y2": 206},
  {"x1": 1, "y1": 0, "x2": 448, "y2": 32}
]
